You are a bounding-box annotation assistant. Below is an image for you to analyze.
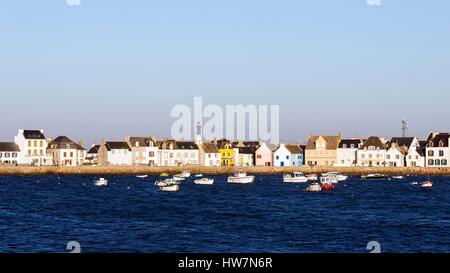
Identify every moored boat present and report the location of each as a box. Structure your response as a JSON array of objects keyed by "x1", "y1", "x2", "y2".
[
  {"x1": 360, "y1": 174, "x2": 390, "y2": 181},
  {"x1": 283, "y1": 172, "x2": 308, "y2": 183},
  {"x1": 173, "y1": 175, "x2": 186, "y2": 182},
  {"x1": 305, "y1": 174, "x2": 318, "y2": 181},
  {"x1": 155, "y1": 178, "x2": 180, "y2": 187},
  {"x1": 94, "y1": 178, "x2": 108, "y2": 187},
  {"x1": 136, "y1": 175, "x2": 148, "y2": 179},
  {"x1": 320, "y1": 177, "x2": 335, "y2": 190},
  {"x1": 228, "y1": 170, "x2": 255, "y2": 184},
  {"x1": 178, "y1": 171, "x2": 191, "y2": 178},
  {"x1": 195, "y1": 174, "x2": 203, "y2": 178},
  {"x1": 194, "y1": 178, "x2": 214, "y2": 185},
  {"x1": 306, "y1": 182, "x2": 322, "y2": 192},
  {"x1": 160, "y1": 173, "x2": 170, "y2": 177},
  {"x1": 420, "y1": 181, "x2": 433, "y2": 189},
  {"x1": 159, "y1": 183, "x2": 180, "y2": 192},
  {"x1": 392, "y1": 175, "x2": 404, "y2": 180}
]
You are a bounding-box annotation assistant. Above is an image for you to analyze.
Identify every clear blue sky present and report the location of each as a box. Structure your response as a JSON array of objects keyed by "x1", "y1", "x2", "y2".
[{"x1": 1, "y1": 0, "x2": 449, "y2": 146}]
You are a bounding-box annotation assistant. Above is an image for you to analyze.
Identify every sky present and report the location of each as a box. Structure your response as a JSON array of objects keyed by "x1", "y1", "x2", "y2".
[{"x1": 1, "y1": 0, "x2": 450, "y2": 146}]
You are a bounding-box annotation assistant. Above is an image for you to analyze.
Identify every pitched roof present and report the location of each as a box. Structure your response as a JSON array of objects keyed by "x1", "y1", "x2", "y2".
[
  {"x1": 0, "y1": 142, "x2": 20, "y2": 152},
  {"x1": 201, "y1": 143, "x2": 219, "y2": 153},
  {"x1": 87, "y1": 144, "x2": 100, "y2": 154},
  {"x1": 105, "y1": 141, "x2": 131, "y2": 151},
  {"x1": 284, "y1": 144, "x2": 303, "y2": 154},
  {"x1": 157, "y1": 140, "x2": 198, "y2": 150},
  {"x1": 426, "y1": 133, "x2": 450, "y2": 148},
  {"x1": 360, "y1": 136, "x2": 387, "y2": 150},
  {"x1": 23, "y1": 130, "x2": 45, "y2": 139},
  {"x1": 305, "y1": 135, "x2": 340, "y2": 150},
  {"x1": 128, "y1": 137, "x2": 148, "y2": 147},
  {"x1": 389, "y1": 137, "x2": 415, "y2": 149},
  {"x1": 339, "y1": 139, "x2": 363, "y2": 149},
  {"x1": 238, "y1": 147, "x2": 258, "y2": 154},
  {"x1": 48, "y1": 136, "x2": 86, "y2": 150}
]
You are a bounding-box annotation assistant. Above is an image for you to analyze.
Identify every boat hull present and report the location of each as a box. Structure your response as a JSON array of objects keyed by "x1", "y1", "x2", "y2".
[
  {"x1": 194, "y1": 179, "x2": 214, "y2": 185},
  {"x1": 228, "y1": 176, "x2": 255, "y2": 184},
  {"x1": 159, "y1": 184, "x2": 180, "y2": 192},
  {"x1": 283, "y1": 177, "x2": 308, "y2": 183}
]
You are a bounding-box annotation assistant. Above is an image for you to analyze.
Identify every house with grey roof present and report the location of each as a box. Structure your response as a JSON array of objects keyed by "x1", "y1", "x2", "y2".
[
  {"x1": 98, "y1": 140, "x2": 132, "y2": 166},
  {"x1": 274, "y1": 144, "x2": 303, "y2": 167},
  {"x1": 86, "y1": 144, "x2": 100, "y2": 165},
  {"x1": 425, "y1": 132, "x2": 450, "y2": 167},
  {"x1": 157, "y1": 140, "x2": 200, "y2": 166},
  {"x1": 356, "y1": 136, "x2": 388, "y2": 167},
  {"x1": 0, "y1": 142, "x2": 22, "y2": 165},
  {"x1": 47, "y1": 136, "x2": 86, "y2": 166},
  {"x1": 125, "y1": 136, "x2": 158, "y2": 166},
  {"x1": 336, "y1": 138, "x2": 364, "y2": 167},
  {"x1": 14, "y1": 129, "x2": 52, "y2": 166},
  {"x1": 199, "y1": 143, "x2": 220, "y2": 166}
]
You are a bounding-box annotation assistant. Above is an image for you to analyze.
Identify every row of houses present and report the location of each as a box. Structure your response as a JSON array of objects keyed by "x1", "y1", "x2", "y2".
[{"x1": 0, "y1": 129, "x2": 449, "y2": 168}]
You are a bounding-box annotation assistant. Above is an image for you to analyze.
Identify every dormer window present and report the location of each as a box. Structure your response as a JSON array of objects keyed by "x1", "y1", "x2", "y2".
[
  {"x1": 439, "y1": 141, "x2": 445, "y2": 147},
  {"x1": 342, "y1": 144, "x2": 347, "y2": 149},
  {"x1": 66, "y1": 144, "x2": 70, "y2": 149},
  {"x1": 350, "y1": 144, "x2": 355, "y2": 149}
]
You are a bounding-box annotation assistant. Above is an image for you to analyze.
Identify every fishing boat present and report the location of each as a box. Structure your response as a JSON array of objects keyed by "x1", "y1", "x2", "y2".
[
  {"x1": 320, "y1": 177, "x2": 335, "y2": 190},
  {"x1": 178, "y1": 171, "x2": 191, "y2": 178},
  {"x1": 194, "y1": 178, "x2": 214, "y2": 185},
  {"x1": 227, "y1": 170, "x2": 255, "y2": 184},
  {"x1": 392, "y1": 175, "x2": 404, "y2": 180},
  {"x1": 305, "y1": 174, "x2": 318, "y2": 181},
  {"x1": 360, "y1": 174, "x2": 390, "y2": 181},
  {"x1": 136, "y1": 175, "x2": 148, "y2": 179},
  {"x1": 283, "y1": 172, "x2": 308, "y2": 183},
  {"x1": 194, "y1": 174, "x2": 204, "y2": 178},
  {"x1": 94, "y1": 178, "x2": 108, "y2": 186},
  {"x1": 160, "y1": 173, "x2": 170, "y2": 177},
  {"x1": 306, "y1": 182, "x2": 322, "y2": 192}
]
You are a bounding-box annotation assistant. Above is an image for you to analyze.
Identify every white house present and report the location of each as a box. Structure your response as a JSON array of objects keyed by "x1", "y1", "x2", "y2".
[
  {"x1": 385, "y1": 137, "x2": 419, "y2": 167},
  {"x1": 273, "y1": 144, "x2": 303, "y2": 167},
  {"x1": 125, "y1": 136, "x2": 159, "y2": 166},
  {"x1": 0, "y1": 142, "x2": 22, "y2": 165},
  {"x1": 336, "y1": 139, "x2": 363, "y2": 167},
  {"x1": 357, "y1": 136, "x2": 388, "y2": 167},
  {"x1": 47, "y1": 136, "x2": 87, "y2": 166},
  {"x1": 14, "y1": 129, "x2": 52, "y2": 166},
  {"x1": 98, "y1": 141, "x2": 132, "y2": 166},
  {"x1": 406, "y1": 141, "x2": 426, "y2": 167},
  {"x1": 425, "y1": 132, "x2": 450, "y2": 167},
  {"x1": 157, "y1": 140, "x2": 200, "y2": 167},
  {"x1": 85, "y1": 144, "x2": 100, "y2": 165},
  {"x1": 199, "y1": 143, "x2": 221, "y2": 166}
]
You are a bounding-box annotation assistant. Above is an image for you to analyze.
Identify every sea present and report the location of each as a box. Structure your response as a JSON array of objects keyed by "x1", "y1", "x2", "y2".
[{"x1": 0, "y1": 175, "x2": 448, "y2": 253}]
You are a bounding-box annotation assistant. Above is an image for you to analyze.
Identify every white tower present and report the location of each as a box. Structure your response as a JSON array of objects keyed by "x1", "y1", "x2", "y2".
[{"x1": 195, "y1": 122, "x2": 203, "y2": 144}]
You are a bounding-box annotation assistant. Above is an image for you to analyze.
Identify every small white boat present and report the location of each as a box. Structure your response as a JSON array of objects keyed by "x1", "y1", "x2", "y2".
[
  {"x1": 136, "y1": 175, "x2": 148, "y2": 179},
  {"x1": 194, "y1": 174, "x2": 204, "y2": 178},
  {"x1": 194, "y1": 178, "x2": 214, "y2": 185},
  {"x1": 228, "y1": 170, "x2": 255, "y2": 184},
  {"x1": 420, "y1": 181, "x2": 433, "y2": 189},
  {"x1": 94, "y1": 178, "x2": 108, "y2": 186},
  {"x1": 306, "y1": 182, "x2": 322, "y2": 192},
  {"x1": 305, "y1": 174, "x2": 318, "y2": 181},
  {"x1": 173, "y1": 175, "x2": 186, "y2": 182},
  {"x1": 283, "y1": 172, "x2": 308, "y2": 183},
  {"x1": 392, "y1": 175, "x2": 404, "y2": 180},
  {"x1": 360, "y1": 174, "x2": 390, "y2": 181},
  {"x1": 328, "y1": 172, "x2": 348, "y2": 182},
  {"x1": 160, "y1": 183, "x2": 180, "y2": 192},
  {"x1": 155, "y1": 179, "x2": 181, "y2": 192},
  {"x1": 411, "y1": 182, "x2": 419, "y2": 185},
  {"x1": 178, "y1": 171, "x2": 191, "y2": 178}
]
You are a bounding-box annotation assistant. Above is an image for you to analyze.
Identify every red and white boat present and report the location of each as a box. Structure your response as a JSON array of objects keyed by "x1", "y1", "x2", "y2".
[{"x1": 320, "y1": 177, "x2": 335, "y2": 191}]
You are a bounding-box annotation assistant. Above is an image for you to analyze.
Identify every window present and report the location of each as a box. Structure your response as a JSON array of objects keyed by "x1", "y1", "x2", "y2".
[
  {"x1": 257, "y1": 155, "x2": 262, "y2": 159},
  {"x1": 435, "y1": 159, "x2": 440, "y2": 166},
  {"x1": 5, "y1": 153, "x2": 10, "y2": 158},
  {"x1": 350, "y1": 144, "x2": 355, "y2": 149},
  {"x1": 439, "y1": 141, "x2": 445, "y2": 147},
  {"x1": 343, "y1": 144, "x2": 347, "y2": 149},
  {"x1": 40, "y1": 141, "x2": 43, "y2": 147},
  {"x1": 40, "y1": 150, "x2": 43, "y2": 156},
  {"x1": 286, "y1": 156, "x2": 289, "y2": 160},
  {"x1": 442, "y1": 159, "x2": 448, "y2": 166},
  {"x1": 34, "y1": 141, "x2": 37, "y2": 147},
  {"x1": 28, "y1": 141, "x2": 32, "y2": 147},
  {"x1": 149, "y1": 151, "x2": 154, "y2": 157},
  {"x1": 386, "y1": 155, "x2": 391, "y2": 160},
  {"x1": 428, "y1": 159, "x2": 434, "y2": 166},
  {"x1": 276, "y1": 156, "x2": 279, "y2": 160},
  {"x1": 428, "y1": 150, "x2": 434, "y2": 157},
  {"x1": 70, "y1": 152, "x2": 74, "y2": 157},
  {"x1": 439, "y1": 150, "x2": 444, "y2": 157},
  {"x1": 64, "y1": 152, "x2": 67, "y2": 157},
  {"x1": 0, "y1": 153, "x2": 2, "y2": 158},
  {"x1": 395, "y1": 155, "x2": 400, "y2": 160}
]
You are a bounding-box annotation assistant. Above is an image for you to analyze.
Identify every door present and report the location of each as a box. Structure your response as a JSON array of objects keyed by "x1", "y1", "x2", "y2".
[{"x1": 281, "y1": 162, "x2": 285, "y2": 167}]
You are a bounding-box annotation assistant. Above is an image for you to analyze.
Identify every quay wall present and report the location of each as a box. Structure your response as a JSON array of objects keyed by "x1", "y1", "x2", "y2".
[{"x1": 0, "y1": 166, "x2": 449, "y2": 176}]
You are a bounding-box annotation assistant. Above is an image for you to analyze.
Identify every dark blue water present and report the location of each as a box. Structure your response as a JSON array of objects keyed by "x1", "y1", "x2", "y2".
[{"x1": 0, "y1": 175, "x2": 449, "y2": 253}]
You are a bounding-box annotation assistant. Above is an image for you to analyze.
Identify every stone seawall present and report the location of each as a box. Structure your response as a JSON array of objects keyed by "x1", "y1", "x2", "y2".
[{"x1": 0, "y1": 166, "x2": 449, "y2": 176}]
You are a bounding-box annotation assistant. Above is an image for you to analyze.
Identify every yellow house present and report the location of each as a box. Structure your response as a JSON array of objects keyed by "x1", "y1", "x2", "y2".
[
  {"x1": 215, "y1": 140, "x2": 235, "y2": 166},
  {"x1": 305, "y1": 134, "x2": 341, "y2": 167}
]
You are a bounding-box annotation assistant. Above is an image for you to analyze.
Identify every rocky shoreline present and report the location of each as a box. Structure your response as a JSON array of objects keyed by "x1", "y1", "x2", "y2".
[{"x1": 0, "y1": 166, "x2": 449, "y2": 176}]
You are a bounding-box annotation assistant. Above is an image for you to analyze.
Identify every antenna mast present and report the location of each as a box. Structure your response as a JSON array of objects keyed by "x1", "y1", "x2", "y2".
[{"x1": 401, "y1": 117, "x2": 408, "y2": 137}]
